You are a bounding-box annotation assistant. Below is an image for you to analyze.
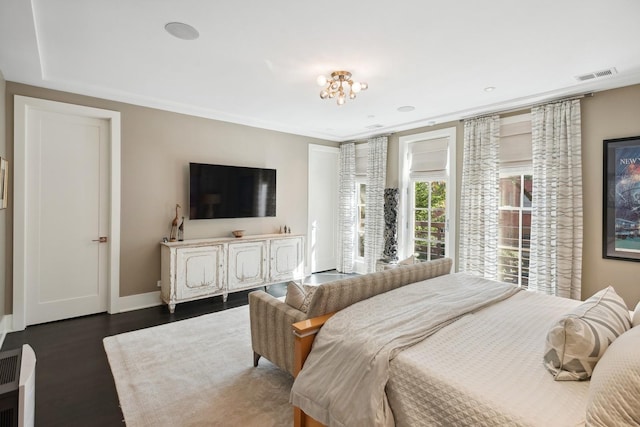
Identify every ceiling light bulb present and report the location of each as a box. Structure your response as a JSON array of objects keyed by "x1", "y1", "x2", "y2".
[
  {"x1": 320, "y1": 89, "x2": 329, "y2": 99},
  {"x1": 349, "y1": 92, "x2": 356, "y2": 100},
  {"x1": 328, "y1": 92, "x2": 335, "y2": 98},
  {"x1": 337, "y1": 94, "x2": 346, "y2": 105},
  {"x1": 352, "y1": 82, "x2": 362, "y2": 93},
  {"x1": 360, "y1": 82, "x2": 368, "y2": 90},
  {"x1": 331, "y1": 82, "x2": 340, "y2": 90},
  {"x1": 317, "y1": 75, "x2": 327, "y2": 86}
]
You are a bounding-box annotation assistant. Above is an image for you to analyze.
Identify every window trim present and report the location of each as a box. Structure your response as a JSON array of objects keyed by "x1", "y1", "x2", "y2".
[{"x1": 398, "y1": 127, "x2": 456, "y2": 267}]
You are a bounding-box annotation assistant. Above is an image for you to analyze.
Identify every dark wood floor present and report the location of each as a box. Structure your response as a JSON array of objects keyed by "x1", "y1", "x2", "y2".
[
  {"x1": 1, "y1": 287, "x2": 281, "y2": 427},
  {"x1": 0, "y1": 271, "x2": 349, "y2": 427}
]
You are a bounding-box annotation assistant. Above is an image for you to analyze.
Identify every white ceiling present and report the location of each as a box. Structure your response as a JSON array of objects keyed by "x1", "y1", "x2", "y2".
[{"x1": 1, "y1": 0, "x2": 640, "y2": 142}]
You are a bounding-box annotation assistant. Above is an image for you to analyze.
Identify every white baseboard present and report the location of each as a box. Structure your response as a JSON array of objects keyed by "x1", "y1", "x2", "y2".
[
  {"x1": 0, "y1": 295, "x2": 163, "y2": 341},
  {"x1": 118, "y1": 291, "x2": 163, "y2": 313},
  {"x1": 0, "y1": 314, "x2": 14, "y2": 347}
]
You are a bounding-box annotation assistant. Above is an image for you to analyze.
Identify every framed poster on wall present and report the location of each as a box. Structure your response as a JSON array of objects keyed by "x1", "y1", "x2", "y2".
[{"x1": 603, "y1": 135, "x2": 640, "y2": 261}]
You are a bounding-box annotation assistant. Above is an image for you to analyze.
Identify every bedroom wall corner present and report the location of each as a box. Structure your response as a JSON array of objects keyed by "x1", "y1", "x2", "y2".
[{"x1": 581, "y1": 83, "x2": 640, "y2": 308}]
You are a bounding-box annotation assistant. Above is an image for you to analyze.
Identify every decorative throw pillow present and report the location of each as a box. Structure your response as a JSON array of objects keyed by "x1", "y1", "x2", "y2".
[
  {"x1": 284, "y1": 282, "x2": 318, "y2": 313},
  {"x1": 633, "y1": 301, "x2": 640, "y2": 328},
  {"x1": 586, "y1": 326, "x2": 640, "y2": 426},
  {"x1": 299, "y1": 285, "x2": 318, "y2": 313},
  {"x1": 543, "y1": 286, "x2": 632, "y2": 381},
  {"x1": 285, "y1": 281, "x2": 306, "y2": 311}
]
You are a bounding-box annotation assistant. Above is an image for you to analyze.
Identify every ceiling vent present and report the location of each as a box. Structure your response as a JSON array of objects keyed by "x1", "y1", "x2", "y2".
[
  {"x1": 365, "y1": 124, "x2": 384, "y2": 130},
  {"x1": 575, "y1": 67, "x2": 617, "y2": 82}
]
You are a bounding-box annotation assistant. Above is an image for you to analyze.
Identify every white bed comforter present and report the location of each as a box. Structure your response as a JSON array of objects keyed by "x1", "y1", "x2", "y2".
[
  {"x1": 289, "y1": 273, "x2": 522, "y2": 427},
  {"x1": 387, "y1": 290, "x2": 589, "y2": 427}
]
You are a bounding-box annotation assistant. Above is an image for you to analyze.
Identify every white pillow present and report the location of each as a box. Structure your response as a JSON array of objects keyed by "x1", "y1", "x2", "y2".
[
  {"x1": 586, "y1": 326, "x2": 640, "y2": 426},
  {"x1": 633, "y1": 301, "x2": 640, "y2": 328},
  {"x1": 543, "y1": 286, "x2": 632, "y2": 381}
]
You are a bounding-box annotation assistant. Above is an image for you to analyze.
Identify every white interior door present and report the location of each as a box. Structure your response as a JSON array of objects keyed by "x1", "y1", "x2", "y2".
[
  {"x1": 14, "y1": 96, "x2": 120, "y2": 327},
  {"x1": 308, "y1": 145, "x2": 339, "y2": 273}
]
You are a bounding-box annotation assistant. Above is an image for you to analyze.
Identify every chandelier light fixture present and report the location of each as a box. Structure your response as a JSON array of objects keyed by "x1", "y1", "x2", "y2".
[{"x1": 316, "y1": 71, "x2": 368, "y2": 105}]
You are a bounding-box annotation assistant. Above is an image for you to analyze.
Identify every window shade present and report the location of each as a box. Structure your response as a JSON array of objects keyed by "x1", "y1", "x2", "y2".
[
  {"x1": 355, "y1": 145, "x2": 367, "y2": 176},
  {"x1": 500, "y1": 120, "x2": 532, "y2": 166},
  {"x1": 409, "y1": 137, "x2": 448, "y2": 178}
]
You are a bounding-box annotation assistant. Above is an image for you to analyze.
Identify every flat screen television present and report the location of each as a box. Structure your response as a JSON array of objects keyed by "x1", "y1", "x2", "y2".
[{"x1": 189, "y1": 163, "x2": 276, "y2": 219}]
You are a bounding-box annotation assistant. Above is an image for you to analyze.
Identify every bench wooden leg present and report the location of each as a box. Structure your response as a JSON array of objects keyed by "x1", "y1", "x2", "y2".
[{"x1": 253, "y1": 352, "x2": 261, "y2": 367}]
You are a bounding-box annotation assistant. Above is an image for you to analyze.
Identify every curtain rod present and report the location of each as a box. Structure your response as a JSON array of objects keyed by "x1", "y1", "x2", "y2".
[
  {"x1": 460, "y1": 92, "x2": 594, "y2": 121},
  {"x1": 340, "y1": 133, "x2": 393, "y2": 145}
]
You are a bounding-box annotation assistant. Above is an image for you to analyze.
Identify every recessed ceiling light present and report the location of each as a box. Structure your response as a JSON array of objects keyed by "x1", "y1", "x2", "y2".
[
  {"x1": 397, "y1": 106, "x2": 415, "y2": 112},
  {"x1": 367, "y1": 115, "x2": 376, "y2": 119},
  {"x1": 484, "y1": 86, "x2": 496, "y2": 92},
  {"x1": 165, "y1": 22, "x2": 200, "y2": 40}
]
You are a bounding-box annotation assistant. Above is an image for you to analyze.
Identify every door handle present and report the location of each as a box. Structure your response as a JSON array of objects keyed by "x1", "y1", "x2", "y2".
[{"x1": 92, "y1": 236, "x2": 108, "y2": 243}]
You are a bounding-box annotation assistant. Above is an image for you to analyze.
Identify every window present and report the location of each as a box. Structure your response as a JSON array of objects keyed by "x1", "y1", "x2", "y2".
[
  {"x1": 411, "y1": 180, "x2": 447, "y2": 261},
  {"x1": 498, "y1": 114, "x2": 533, "y2": 287},
  {"x1": 498, "y1": 173, "x2": 532, "y2": 287},
  {"x1": 356, "y1": 179, "x2": 366, "y2": 260},
  {"x1": 351, "y1": 144, "x2": 368, "y2": 273},
  {"x1": 399, "y1": 127, "x2": 456, "y2": 265}
]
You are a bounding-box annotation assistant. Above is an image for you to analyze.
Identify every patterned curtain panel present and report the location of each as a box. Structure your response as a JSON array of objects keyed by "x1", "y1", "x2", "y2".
[
  {"x1": 337, "y1": 143, "x2": 356, "y2": 273},
  {"x1": 459, "y1": 116, "x2": 500, "y2": 279},
  {"x1": 529, "y1": 99, "x2": 583, "y2": 299},
  {"x1": 364, "y1": 136, "x2": 388, "y2": 273}
]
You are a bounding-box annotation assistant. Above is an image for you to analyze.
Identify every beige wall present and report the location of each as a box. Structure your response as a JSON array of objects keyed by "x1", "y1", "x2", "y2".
[
  {"x1": 582, "y1": 85, "x2": 640, "y2": 308},
  {"x1": 4, "y1": 81, "x2": 639, "y2": 313},
  {"x1": 385, "y1": 84, "x2": 640, "y2": 308},
  {"x1": 0, "y1": 69, "x2": 6, "y2": 320},
  {"x1": 5, "y1": 83, "x2": 336, "y2": 310}
]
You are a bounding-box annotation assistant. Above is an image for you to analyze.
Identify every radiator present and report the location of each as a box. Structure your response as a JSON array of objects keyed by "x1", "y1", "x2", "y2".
[{"x1": 0, "y1": 345, "x2": 36, "y2": 427}]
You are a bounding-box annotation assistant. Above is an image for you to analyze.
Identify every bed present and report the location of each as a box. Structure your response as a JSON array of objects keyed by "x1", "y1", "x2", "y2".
[{"x1": 290, "y1": 272, "x2": 640, "y2": 427}]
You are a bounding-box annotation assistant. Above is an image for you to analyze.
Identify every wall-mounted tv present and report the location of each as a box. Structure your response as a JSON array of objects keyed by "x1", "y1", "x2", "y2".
[{"x1": 189, "y1": 163, "x2": 277, "y2": 219}]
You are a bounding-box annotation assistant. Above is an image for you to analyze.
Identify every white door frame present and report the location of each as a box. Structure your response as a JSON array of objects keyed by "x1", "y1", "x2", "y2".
[
  {"x1": 13, "y1": 95, "x2": 121, "y2": 331},
  {"x1": 307, "y1": 144, "x2": 339, "y2": 275}
]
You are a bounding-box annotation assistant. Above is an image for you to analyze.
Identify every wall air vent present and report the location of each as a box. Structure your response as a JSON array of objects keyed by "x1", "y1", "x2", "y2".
[{"x1": 575, "y1": 67, "x2": 617, "y2": 82}]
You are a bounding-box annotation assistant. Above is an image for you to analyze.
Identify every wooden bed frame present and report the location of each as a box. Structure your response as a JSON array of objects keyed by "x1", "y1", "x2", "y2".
[{"x1": 292, "y1": 313, "x2": 334, "y2": 427}]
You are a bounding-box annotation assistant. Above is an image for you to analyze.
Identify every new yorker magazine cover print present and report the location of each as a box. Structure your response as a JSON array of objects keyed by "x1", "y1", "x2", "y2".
[{"x1": 614, "y1": 145, "x2": 640, "y2": 253}]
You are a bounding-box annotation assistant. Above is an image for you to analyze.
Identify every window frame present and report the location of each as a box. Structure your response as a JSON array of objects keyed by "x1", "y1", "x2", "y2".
[
  {"x1": 498, "y1": 170, "x2": 532, "y2": 287},
  {"x1": 354, "y1": 176, "x2": 366, "y2": 262},
  {"x1": 409, "y1": 176, "x2": 448, "y2": 262},
  {"x1": 398, "y1": 127, "x2": 456, "y2": 267}
]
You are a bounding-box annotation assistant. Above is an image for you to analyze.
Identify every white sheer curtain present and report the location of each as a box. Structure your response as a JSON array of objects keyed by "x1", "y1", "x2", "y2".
[
  {"x1": 529, "y1": 100, "x2": 583, "y2": 299},
  {"x1": 364, "y1": 136, "x2": 387, "y2": 273},
  {"x1": 337, "y1": 143, "x2": 356, "y2": 273},
  {"x1": 459, "y1": 116, "x2": 500, "y2": 279}
]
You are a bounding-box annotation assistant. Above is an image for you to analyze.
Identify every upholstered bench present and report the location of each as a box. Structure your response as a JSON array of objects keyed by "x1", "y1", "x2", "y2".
[{"x1": 248, "y1": 257, "x2": 453, "y2": 375}]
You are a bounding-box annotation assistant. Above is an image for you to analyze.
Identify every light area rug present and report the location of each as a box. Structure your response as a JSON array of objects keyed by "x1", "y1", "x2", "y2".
[{"x1": 103, "y1": 305, "x2": 293, "y2": 427}]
